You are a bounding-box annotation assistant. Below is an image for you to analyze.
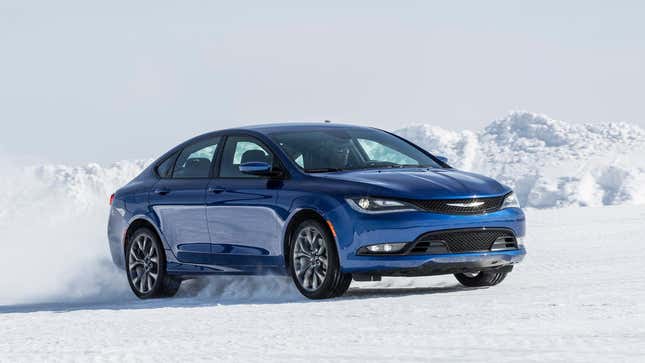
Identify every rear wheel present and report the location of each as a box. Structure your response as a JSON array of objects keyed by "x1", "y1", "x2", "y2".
[
  {"x1": 289, "y1": 220, "x2": 352, "y2": 299},
  {"x1": 454, "y1": 270, "x2": 508, "y2": 287},
  {"x1": 126, "y1": 227, "x2": 181, "y2": 299}
]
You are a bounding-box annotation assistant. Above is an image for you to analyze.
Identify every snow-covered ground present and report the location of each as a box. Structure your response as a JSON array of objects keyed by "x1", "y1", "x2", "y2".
[
  {"x1": 1, "y1": 206, "x2": 644, "y2": 362},
  {"x1": 1, "y1": 111, "x2": 645, "y2": 361}
]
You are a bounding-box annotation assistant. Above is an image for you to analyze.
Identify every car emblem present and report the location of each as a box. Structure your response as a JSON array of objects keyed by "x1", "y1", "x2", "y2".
[{"x1": 446, "y1": 201, "x2": 485, "y2": 208}]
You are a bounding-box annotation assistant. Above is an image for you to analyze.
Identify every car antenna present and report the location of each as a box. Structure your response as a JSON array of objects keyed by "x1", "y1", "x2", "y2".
[{"x1": 324, "y1": 120, "x2": 331, "y2": 123}]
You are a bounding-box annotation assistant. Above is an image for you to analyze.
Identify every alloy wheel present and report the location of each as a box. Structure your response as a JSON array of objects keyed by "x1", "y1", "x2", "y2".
[
  {"x1": 128, "y1": 233, "x2": 159, "y2": 294},
  {"x1": 292, "y1": 226, "x2": 329, "y2": 291}
]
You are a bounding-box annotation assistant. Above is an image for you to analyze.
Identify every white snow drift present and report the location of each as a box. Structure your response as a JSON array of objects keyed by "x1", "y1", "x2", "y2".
[
  {"x1": 1, "y1": 111, "x2": 645, "y2": 306},
  {"x1": 397, "y1": 111, "x2": 645, "y2": 208}
]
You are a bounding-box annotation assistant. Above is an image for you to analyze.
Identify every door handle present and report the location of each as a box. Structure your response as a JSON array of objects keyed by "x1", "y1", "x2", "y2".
[
  {"x1": 153, "y1": 188, "x2": 170, "y2": 195},
  {"x1": 208, "y1": 186, "x2": 226, "y2": 194}
]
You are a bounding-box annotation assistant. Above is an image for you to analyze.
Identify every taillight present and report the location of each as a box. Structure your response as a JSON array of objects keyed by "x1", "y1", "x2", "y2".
[{"x1": 109, "y1": 193, "x2": 115, "y2": 205}]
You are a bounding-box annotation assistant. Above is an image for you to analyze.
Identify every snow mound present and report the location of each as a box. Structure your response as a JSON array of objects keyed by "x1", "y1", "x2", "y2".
[{"x1": 397, "y1": 111, "x2": 645, "y2": 208}]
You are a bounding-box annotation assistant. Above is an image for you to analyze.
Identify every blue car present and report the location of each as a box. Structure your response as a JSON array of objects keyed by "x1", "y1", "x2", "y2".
[{"x1": 107, "y1": 123, "x2": 526, "y2": 299}]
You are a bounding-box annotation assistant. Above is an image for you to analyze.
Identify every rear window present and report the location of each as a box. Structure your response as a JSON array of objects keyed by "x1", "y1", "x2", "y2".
[
  {"x1": 156, "y1": 153, "x2": 177, "y2": 178},
  {"x1": 172, "y1": 137, "x2": 220, "y2": 178}
]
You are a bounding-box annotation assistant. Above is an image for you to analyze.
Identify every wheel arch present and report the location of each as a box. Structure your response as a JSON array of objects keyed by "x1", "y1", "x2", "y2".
[
  {"x1": 282, "y1": 209, "x2": 337, "y2": 269},
  {"x1": 123, "y1": 217, "x2": 166, "y2": 256}
]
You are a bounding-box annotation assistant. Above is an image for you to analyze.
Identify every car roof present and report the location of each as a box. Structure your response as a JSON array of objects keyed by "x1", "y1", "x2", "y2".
[
  {"x1": 173, "y1": 122, "x2": 386, "y2": 155},
  {"x1": 227, "y1": 122, "x2": 377, "y2": 134}
]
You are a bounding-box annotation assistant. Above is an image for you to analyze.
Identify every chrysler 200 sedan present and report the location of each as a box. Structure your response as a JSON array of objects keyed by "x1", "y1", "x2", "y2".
[{"x1": 107, "y1": 123, "x2": 526, "y2": 299}]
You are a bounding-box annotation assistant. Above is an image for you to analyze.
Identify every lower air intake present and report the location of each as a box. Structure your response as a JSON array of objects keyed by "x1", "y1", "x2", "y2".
[{"x1": 409, "y1": 228, "x2": 517, "y2": 254}]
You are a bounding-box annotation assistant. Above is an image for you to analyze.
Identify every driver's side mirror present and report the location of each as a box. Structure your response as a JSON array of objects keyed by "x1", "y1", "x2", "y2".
[
  {"x1": 239, "y1": 161, "x2": 273, "y2": 176},
  {"x1": 436, "y1": 155, "x2": 449, "y2": 164}
]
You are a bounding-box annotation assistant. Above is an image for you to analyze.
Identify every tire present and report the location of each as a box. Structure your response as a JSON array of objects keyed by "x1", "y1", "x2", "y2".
[
  {"x1": 288, "y1": 220, "x2": 352, "y2": 299},
  {"x1": 126, "y1": 227, "x2": 181, "y2": 299},
  {"x1": 331, "y1": 273, "x2": 353, "y2": 298},
  {"x1": 454, "y1": 270, "x2": 508, "y2": 287}
]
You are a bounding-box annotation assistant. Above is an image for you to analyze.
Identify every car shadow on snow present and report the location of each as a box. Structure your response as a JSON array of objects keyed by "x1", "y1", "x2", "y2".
[
  {"x1": 343, "y1": 284, "x2": 472, "y2": 299},
  {"x1": 0, "y1": 279, "x2": 474, "y2": 315}
]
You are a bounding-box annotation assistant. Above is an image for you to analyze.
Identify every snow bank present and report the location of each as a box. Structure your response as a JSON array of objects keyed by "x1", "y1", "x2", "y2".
[
  {"x1": 2, "y1": 111, "x2": 645, "y2": 305},
  {"x1": 397, "y1": 111, "x2": 645, "y2": 208}
]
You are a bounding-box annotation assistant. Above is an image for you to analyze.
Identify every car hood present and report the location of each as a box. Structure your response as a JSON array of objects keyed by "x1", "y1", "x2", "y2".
[{"x1": 316, "y1": 168, "x2": 509, "y2": 199}]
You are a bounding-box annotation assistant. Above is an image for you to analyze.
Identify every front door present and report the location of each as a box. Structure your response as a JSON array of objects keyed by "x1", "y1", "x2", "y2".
[{"x1": 206, "y1": 135, "x2": 284, "y2": 271}]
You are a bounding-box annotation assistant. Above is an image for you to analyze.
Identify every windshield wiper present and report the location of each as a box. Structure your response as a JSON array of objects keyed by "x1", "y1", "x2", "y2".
[
  {"x1": 361, "y1": 163, "x2": 416, "y2": 169},
  {"x1": 304, "y1": 167, "x2": 345, "y2": 173}
]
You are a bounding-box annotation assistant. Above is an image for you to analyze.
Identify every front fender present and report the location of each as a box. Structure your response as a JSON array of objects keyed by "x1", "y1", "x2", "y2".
[{"x1": 284, "y1": 195, "x2": 355, "y2": 267}]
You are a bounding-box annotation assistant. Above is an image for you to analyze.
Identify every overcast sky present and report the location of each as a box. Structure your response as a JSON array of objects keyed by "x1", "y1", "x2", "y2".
[{"x1": 1, "y1": 0, "x2": 644, "y2": 164}]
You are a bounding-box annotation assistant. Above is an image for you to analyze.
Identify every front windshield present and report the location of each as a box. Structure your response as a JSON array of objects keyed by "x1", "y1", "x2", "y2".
[{"x1": 269, "y1": 128, "x2": 442, "y2": 172}]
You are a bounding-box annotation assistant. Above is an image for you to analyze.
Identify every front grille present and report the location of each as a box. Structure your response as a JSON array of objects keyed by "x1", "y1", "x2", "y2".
[
  {"x1": 408, "y1": 228, "x2": 516, "y2": 254},
  {"x1": 407, "y1": 195, "x2": 506, "y2": 215}
]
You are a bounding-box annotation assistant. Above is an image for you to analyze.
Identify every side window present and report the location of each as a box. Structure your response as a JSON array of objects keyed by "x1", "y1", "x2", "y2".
[
  {"x1": 219, "y1": 136, "x2": 273, "y2": 178},
  {"x1": 357, "y1": 138, "x2": 419, "y2": 165},
  {"x1": 294, "y1": 154, "x2": 304, "y2": 168},
  {"x1": 172, "y1": 137, "x2": 220, "y2": 178},
  {"x1": 156, "y1": 152, "x2": 178, "y2": 178}
]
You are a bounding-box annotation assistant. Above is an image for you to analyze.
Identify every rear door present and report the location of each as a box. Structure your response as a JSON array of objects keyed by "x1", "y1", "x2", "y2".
[
  {"x1": 206, "y1": 135, "x2": 284, "y2": 271},
  {"x1": 150, "y1": 136, "x2": 221, "y2": 264}
]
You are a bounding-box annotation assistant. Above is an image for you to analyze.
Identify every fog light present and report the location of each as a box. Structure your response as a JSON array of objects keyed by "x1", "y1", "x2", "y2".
[{"x1": 364, "y1": 243, "x2": 407, "y2": 253}]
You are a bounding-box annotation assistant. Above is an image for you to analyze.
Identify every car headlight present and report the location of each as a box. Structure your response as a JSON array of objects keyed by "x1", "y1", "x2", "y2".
[
  {"x1": 346, "y1": 197, "x2": 421, "y2": 213},
  {"x1": 501, "y1": 192, "x2": 520, "y2": 209}
]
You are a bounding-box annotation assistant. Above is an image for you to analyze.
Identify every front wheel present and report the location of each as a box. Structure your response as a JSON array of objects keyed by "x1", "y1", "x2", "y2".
[
  {"x1": 289, "y1": 220, "x2": 352, "y2": 299},
  {"x1": 454, "y1": 270, "x2": 508, "y2": 287},
  {"x1": 126, "y1": 227, "x2": 181, "y2": 299}
]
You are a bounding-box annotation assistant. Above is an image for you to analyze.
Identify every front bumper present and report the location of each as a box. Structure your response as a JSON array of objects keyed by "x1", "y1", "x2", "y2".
[
  {"x1": 342, "y1": 247, "x2": 525, "y2": 274},
  {"x1": 325, "y1": 204, "x2": 527, "y2": 274}
]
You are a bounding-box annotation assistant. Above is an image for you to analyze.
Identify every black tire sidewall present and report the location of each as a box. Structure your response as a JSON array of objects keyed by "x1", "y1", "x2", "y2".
[{"x1": 454, "y1": 271, "x2": 507, "y2": 287}]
